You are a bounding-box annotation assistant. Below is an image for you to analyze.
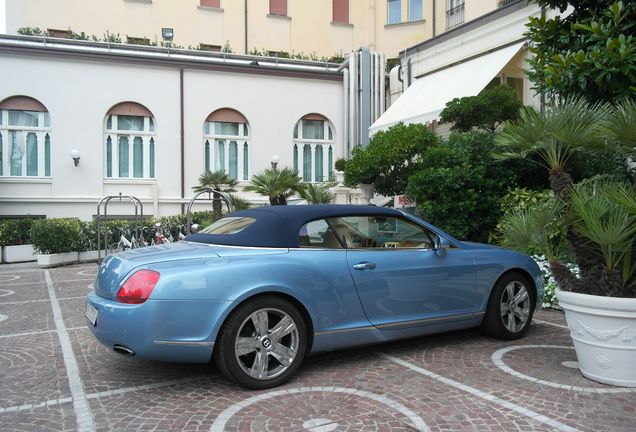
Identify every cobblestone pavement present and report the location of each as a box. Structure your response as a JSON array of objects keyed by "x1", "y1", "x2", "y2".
[{"x1": 1, "y1": 263, "x2": 635, "y2": 431}]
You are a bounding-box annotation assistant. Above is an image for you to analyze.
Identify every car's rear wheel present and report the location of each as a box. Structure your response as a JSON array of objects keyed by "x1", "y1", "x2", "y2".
[
  {"x1": 214, "y1": 296, "x2": 307, "y2": 389},
  {"x1": 481, "y1": 272, "x2": 535, "y2": 340}
]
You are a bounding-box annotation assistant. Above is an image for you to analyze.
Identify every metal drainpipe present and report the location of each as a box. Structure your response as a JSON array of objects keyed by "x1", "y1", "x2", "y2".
[
  {"x1": 349, "y1": 51, "x2": 357, "y2": 151},
  {"x1": 180, "y1": 67, "x2": 185, "y2": 214},
  {"x1": 379, "y1": 53, "x2": 385, "y2": 114},
  {"x1": 244, "y1": 0, "x2": 248, "y2": 54},
  {"x1": 343, "y1": 68, "x2": 350, "y2": 159},
  {"x1": 432, "y1": 0, "x2": 436, "y2": 37}
]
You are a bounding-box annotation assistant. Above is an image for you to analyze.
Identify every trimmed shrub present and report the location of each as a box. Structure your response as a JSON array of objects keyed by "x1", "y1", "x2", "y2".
[
  {"x1": 0, "y1": 218, "x2": 36, "y2": 246},
  {"x1": 30, "y1": 218, "x2": 82, "y2": 254}
]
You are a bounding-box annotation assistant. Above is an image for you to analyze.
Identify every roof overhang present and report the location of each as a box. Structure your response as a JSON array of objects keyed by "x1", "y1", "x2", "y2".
[{"x1": 369, "y1": 41, "x2": 525, "y2": 135}]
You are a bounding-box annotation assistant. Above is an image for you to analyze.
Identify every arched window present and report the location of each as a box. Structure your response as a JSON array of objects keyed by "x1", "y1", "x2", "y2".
[
  {"x1": 0, "y1": 96, "x2": 51, "y2": 177},
  {"x1": 104, "y1": 102, "x2": 156, "y2": 179},
  {"x1": 203, "y1": 108, "x2": 250, "y2": 181},
  {"x1": 293, "y1": 114, "x2": 335, "y2": 182}
]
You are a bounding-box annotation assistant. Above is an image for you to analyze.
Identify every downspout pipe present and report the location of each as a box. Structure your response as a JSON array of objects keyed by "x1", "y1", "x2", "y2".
[
  {"x1": 180, "y1": 67, "x2": 185, "y2": 214},
  {"x1": 342, "y1": 68, "x2": 349, "y2": 159},
  {"x1": 244, "y1": 0, "x2": 248, "y2": 54}
]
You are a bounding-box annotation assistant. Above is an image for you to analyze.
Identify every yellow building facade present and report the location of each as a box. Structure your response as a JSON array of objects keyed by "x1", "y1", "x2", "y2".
[{"x1": 6, "y1": 0, "x2": 509, "y2": 59}]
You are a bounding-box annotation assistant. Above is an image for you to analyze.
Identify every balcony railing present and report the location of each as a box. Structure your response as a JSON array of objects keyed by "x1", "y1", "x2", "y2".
[{"x1": 446, "y1": 3, "x2": 465, "y2": 29}]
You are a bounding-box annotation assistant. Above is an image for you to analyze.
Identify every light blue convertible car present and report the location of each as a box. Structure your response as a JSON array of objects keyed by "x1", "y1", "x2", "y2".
[{"x1": 86, "y1": 205, "x2": 543, "y2": 389}]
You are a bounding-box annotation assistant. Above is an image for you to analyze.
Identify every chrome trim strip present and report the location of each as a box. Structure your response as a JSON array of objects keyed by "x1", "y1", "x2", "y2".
[
  {"x1": 375, "y1": 312, "x2": 485, "y2": 330},
  {"x1": 314, "y1": 326, "x2": 376, "y2": 336},
  {"x1": 153, "y1": 340, "x2": 215, "y2": 347}
]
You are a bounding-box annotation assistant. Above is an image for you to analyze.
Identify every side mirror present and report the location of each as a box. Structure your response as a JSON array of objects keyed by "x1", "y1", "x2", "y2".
[
  {"x1": 434, "y1": 235, "x2": 450, "y2": 257},
  {"x1": 190, "y1": 223, "x2": 201, "y2": 234}
]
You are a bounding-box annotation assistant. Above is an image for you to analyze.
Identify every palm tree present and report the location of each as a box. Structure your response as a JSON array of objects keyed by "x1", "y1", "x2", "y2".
[
  {"x1": 495, "y1": 98, "x2": 636, "y2": 297},
  {"x1": 227, "y1": 193, "x2": 251, "y2": 211},
  {"x1": 495, "y1": 98, "x2": 611, "y2": 197},
  {"x1": 244, "y1": 167, "x2": 303, "y2": 205},
  {"x1": 298, "y1": 182, "x2": 335, "y2": 204},
  {"x1": 193, "y1": 170, "x2": 237, "y2": 220}
]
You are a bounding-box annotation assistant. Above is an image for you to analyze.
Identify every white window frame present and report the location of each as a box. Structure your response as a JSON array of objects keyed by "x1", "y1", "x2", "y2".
[
  {"x1": 0, "y1": 109, "x2": 51, "y2": 178},
  {"x1": 293, "y1": 119, "x2": 335, "y2": 183},
  {"x1": 203, "y1": 121, "x2": 250, "y2": 181},
  {"x1": 104, "y1": 114, "x2": 156, "y2": 179}
]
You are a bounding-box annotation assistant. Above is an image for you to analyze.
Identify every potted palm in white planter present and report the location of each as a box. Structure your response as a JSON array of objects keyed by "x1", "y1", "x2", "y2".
[{"x1": 496, "y1": 98, "x2": 636, "y2": 387}]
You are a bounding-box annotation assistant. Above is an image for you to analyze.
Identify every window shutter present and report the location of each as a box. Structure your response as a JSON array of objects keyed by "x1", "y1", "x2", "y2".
[
  {"x1": 200, "y1": 0, "x2": 220, "y2": 8},
  {"x1": 269, "y1": 0, "x2": 287, "y2": 16},
  {"x1": 332, "y1": 0, "x2": 349, "y2": 23}
]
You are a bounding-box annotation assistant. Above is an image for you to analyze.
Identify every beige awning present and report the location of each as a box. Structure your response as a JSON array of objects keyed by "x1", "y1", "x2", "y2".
[{"x1": 369, "y1": 42, "x2": 525, "y2": 134}]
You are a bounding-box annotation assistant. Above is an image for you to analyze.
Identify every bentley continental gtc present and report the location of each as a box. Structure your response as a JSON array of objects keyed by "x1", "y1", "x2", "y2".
[{"x1": 86, "y1": 205, "x2": 543, "y2": 389}]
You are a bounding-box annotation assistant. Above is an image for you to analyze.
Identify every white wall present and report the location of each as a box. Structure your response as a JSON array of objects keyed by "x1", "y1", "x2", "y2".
[{"x1": 0, "y1": 51, "x2": 343, "y2": 219}]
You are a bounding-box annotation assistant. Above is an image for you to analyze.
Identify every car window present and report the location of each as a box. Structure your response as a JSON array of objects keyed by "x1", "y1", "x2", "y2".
[
  {"x1": 298, "y1": 219, "x2": 343, "y2": 249},
  {"x1": 200, "y1": 217, "x2": 256, "y2": 235},
  {"x1": 328, "y1": 216, "x2": 434, "y2": 249}
]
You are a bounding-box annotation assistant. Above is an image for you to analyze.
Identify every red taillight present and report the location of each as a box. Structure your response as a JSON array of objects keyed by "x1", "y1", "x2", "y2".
[{"x1": 116, "y1": 270, "x2": 160, "y2": 304}]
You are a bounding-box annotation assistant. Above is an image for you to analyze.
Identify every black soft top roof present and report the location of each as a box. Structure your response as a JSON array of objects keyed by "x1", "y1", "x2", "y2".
[{"x1": 185, "y1": 204, "x2": 402, "y2": 248}]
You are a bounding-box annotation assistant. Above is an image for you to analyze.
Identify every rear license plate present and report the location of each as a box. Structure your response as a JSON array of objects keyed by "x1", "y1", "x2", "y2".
[{"x1": 85, "y1": 303, "x2": 98, "y2": 326}]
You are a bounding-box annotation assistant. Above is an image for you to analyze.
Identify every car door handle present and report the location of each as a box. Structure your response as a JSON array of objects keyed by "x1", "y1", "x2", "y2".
[{"x1": 353, "y1": 262, "x2": 376, "y2": 270}]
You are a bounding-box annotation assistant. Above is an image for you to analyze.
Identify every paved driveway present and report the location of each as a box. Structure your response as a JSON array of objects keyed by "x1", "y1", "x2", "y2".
[{"x1": 1, "y1": 263, "x2": 635, "y2": 431}]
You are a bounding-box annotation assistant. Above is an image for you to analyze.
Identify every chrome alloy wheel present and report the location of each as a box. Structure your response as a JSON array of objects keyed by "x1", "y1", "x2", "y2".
[
  {"x1": 234, "y1": 308, "x2": 300, "y2": 381},
  {"x1": 499, "y1": 281, "x2": 531, "y2": 333}
]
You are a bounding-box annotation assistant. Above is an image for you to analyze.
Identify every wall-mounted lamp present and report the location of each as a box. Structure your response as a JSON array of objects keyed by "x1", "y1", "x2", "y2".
[
  {"x1": 161, "y1": 27, "x2": 174, "y2": 42},
  {"x1": 271, "y1": 154, "x2": 280, "y2": 171},
  {"x1": 70, "y1": 149, "x2": 80, "y2": 167}
]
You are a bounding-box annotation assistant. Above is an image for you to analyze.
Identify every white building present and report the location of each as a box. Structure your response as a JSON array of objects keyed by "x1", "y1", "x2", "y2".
[
  {"x1": 0, "y1": 36, "x2": 345, "y2": 219},
  {"x1": 372, "y1": 1, "x2": 545, "y2": 135}
]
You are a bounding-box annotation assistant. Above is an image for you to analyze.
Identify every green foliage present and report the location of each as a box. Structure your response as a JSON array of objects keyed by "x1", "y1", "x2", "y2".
[
  {"x1": 0, "y1": 218, "x2": 36, "y2": 246},
  {"x1": 440, "y1": 85, "x2": 523, "y2": 132},
  {"x1": 227, "y1": 193, "x2": 251, "y2": 211},
  {"x1": 298, "y1": 183, "x2": 335, "y2": 204},
  {"x1": 17, "y1": 27, "x2": 47, "y2": 37},
  {"x1": 405, "y1": 132, "x2": 517, "y2": 242},
  {"x1": 526, "y1": 1, "x2": 636, "y2": 102},
  {"x1": 30, "y1": 218, "x2": 82, "y2": 254},
  {"x1": 334, "y1": 158, "x2": 346, "y2": 171},
  {"x1": 244, "y1": 167, "x2": 304, "y2": 205},
  {"x1": 344, "y1": 123, "x2": 439, "y2": 196},
  {"x1": 193, "y1": 170, "x2": 238, "y2": 220}
]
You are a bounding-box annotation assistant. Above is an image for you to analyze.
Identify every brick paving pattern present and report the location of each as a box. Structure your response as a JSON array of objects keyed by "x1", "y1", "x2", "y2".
[{"x1": 1, "y1": 263, "x2": 635, "y2": 431}]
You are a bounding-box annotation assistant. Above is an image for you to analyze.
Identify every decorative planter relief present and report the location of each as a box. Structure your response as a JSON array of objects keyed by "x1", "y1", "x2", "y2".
[
  {"x1": 557, "y1": 289, "x2": 636, "y2": 387},
  {"x1": 3, "y1": 244, "x2": 37, "y2": 263}
]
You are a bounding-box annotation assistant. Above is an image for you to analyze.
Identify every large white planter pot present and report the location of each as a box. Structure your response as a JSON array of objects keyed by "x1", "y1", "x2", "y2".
[
  {"x1": 358, "y1": 183, "x2": 375, "y2": 203},
  {"x1": 556, "y1": 289, "x2": 636, "y2": 387},
  {"x1": 3, "y1": 244, "x2": 37, "y2": 263},
  {"x1": 334, "y1": 170, "x2": 345, "y2": 186},
  {"x1": 37, "y1": 252, "x2": 79, "y2": 268}
]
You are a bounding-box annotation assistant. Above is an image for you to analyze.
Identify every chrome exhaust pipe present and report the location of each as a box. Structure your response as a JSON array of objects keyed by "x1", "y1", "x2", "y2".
[{"x1": 113, "y1": 345, "x2": 135, "y2": 356}]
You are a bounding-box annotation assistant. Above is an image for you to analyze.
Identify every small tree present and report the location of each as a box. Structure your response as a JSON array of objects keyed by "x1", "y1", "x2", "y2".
[
  {"x1": 299, "y1": 183, "x2": 334, "y2": 204},
  {"x1": 405, "y1": 132, "x2": 517, "y2": 242},
  {"x1": 244, "y1": 167, "x2": 304, "y2": 205},
  {"x1": 344, "y1": 123, "x2": 439, "y2": 196},
  {"x1": 440, "y1": 85, "x2": 523, "y2": 132},
  {"x1": 526, "y1": 0, "x2": 636, "y2": 102},
  {"x1": 193, "y1": 170, "x2": 237, "y2": 221}
]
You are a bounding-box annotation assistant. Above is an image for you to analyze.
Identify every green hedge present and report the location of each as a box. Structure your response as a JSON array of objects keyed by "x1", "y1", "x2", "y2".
[
  {"x1": 30, "y1": 218, "x2": 82, "y2": 254},
  {"x1": 0, "y1": 219, "x2": 36, "y2": 246}
]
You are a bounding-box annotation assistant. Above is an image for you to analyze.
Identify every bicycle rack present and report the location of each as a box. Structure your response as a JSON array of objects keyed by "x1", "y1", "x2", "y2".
[
  {"x1": 96, "y1": 193, "x2": 144, "y2": 263},
  {"x1": 186, "y1": 189, "x2": 233, "y2": 235}
]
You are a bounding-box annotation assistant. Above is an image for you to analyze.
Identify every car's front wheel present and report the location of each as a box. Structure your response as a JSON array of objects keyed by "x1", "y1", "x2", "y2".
[
  {"x1": 214, "y1": 296, "x2": 307, "y2": 389},
  {"x1": 481, "y1": 272, "x2": 535, "y2": 340}
]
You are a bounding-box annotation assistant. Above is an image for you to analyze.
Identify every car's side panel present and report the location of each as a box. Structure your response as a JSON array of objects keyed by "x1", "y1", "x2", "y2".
[
  {"x1": 346, "y1": 248, "x2": 477, "y2": 328},
  {"x1": 141, "y1": 249, "x2": 372, "y2": 349},
  {"x1": 464, "y1": 249, "x2": 544, "y2": 310}
]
